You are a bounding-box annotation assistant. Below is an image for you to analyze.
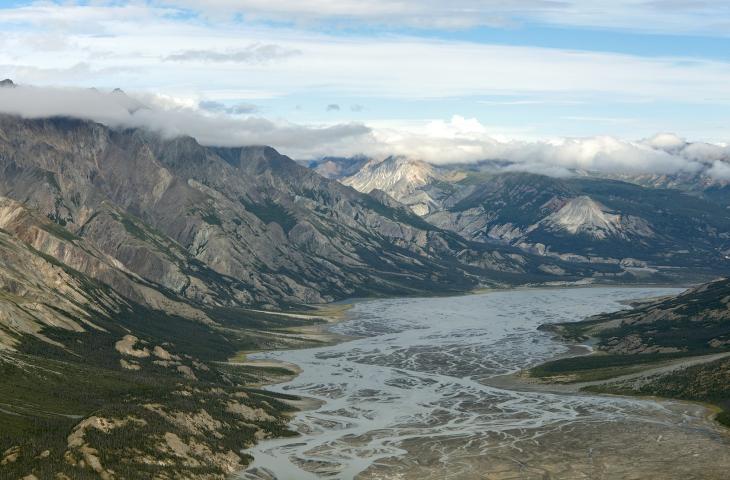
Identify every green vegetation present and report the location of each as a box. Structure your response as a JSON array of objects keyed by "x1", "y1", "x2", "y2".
[
  {"x1": 532, "y1": 277, "x2": 730, "y2": 428},
  {"x1": 200, "y1": 211, "x2": 223, "y2": 226},
  {"x1": 0, "y1": 298, "x2": 327, "y2": 479},
  {"x1": 0, "y1": 347, "x2": 298, "y2": 479},
  {"x1": 39, "y1": 219, "x2": 79, "y2": 241},
  {"x1": 585, "y1": 356, "x2": 730, "y2": 428},
  {"x1": 239, "y1": 198, "x2": 297, "y2": 232},
  {"x1": 530, "y1": 352, "x2": 688, "y2": 383}
]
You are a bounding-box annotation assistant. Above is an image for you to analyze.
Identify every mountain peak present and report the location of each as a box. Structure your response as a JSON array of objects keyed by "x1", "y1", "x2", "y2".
[
  {"x1": 342, "y1": 156, "x2": 442, "y2": 216},
  {"x1": 0, "y1": 78, "x2": 16, "y2": 88},
  {"x1": 545, "y1": 196, "x2": 620, "y2": 238},
  {"x1": 541, "y1": 195, "x2": 653, "y2": 240},
  {"x1": 344, "y1": 156, "x2": 438, "y2": 194},
  {"x1": 109, "y1": 87, "x2": 147, "y2": 114}
]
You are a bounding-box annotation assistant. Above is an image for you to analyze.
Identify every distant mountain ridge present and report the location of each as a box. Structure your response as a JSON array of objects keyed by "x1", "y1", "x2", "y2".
[
  {"x1": 331, "y1": 156, "x2": 730, "y2": 280},
  {"x1": 342, "y1": 156, "x2": 447, "y2": 216}
]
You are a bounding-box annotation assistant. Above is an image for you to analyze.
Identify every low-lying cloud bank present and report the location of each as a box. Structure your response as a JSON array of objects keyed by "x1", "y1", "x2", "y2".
[
  {"x1": 350, "y1": 116, "x2": 730, "y2": 180},
  {"x1": 0, "y1": 84, "x2": 369, "y2": 152},
  {"x1": 0, "y1": 84, "x2": 728, "y2": 181}
]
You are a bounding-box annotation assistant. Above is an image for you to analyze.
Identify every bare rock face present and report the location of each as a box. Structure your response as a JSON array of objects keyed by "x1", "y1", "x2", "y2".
[
  {"x1": 0, "y1": 202, "x2": 129, "y2": 349},
  {"x1": 342, "y1": 156, "x2": 443, "y2": 216},
  {"x1": 115, "y1": 335, "x2": 150, "y2": 358}
]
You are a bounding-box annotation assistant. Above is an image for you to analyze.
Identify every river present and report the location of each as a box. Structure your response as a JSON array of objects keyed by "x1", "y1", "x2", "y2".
[{"x1": 240, "y1": 287, "x2": 730, "y2": 480}]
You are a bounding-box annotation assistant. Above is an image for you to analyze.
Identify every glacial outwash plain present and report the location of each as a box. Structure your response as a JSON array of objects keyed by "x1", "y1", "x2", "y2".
[{"x1": 240, "y1": 288, "x2": 730, "y2": 480}]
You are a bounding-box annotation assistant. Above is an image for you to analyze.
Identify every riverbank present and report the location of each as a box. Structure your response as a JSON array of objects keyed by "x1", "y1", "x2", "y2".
[
  {"x1": 526, "y1": 278, "x2": 730, "y2": 430},
  {"x1": 485, "y1": 331, "x2": 730, "y2": 433},
  {"x1": 492, "y1": 346, "x2": 730, "y2": 416}
]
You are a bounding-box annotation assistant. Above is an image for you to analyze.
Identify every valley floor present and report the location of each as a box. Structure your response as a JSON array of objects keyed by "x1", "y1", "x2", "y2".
[{"x1": 239, "y1": 287, "x2": 730, "y2": 480}]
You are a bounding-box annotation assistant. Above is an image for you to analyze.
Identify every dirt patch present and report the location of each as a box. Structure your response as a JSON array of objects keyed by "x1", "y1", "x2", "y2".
[{"x1": 114, "y1": 335, "x2": 150, "y2": 358}]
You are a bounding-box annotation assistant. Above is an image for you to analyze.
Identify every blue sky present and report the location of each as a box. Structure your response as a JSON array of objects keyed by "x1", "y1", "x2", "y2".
[{"x1": 0, "y1": 1, "x2": 728, "y2": 164}]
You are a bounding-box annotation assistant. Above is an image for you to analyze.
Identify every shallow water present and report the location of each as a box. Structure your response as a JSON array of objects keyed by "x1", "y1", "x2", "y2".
[{"x1": 240, "y1": 287, "x2": 730, "y2": 480}]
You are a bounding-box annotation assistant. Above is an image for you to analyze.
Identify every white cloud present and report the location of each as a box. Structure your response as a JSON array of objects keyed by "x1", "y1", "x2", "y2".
[
  {"x1": 332, "y1": 115, "x2": 729, "y2": 179},
  {"x1": 644, "y1": 132, "x2": 687, "y2": 151},
  {"x1": 0, "y1": 85, "x2": 728, "y2": 180},
  {"x1": 708, "y1": 160, "x2": 730, "y2": 180},
  {"x1": 1, "y1": 3, "x2": 730, "y2": 104},
  {"x1": 164, "y1": 44, "x2": 301, "y2": 63},
  {"x1": 0, "y1": 85, "x2": 371, "y2": 152}
]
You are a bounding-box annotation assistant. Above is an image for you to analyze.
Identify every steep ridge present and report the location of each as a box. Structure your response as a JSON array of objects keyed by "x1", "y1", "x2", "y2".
[
  {"x1": 0, "y1": 196, "x2": 212, "y2": 346},
  {"x1": 0, "y1": 214, "x2": 125, "y2": 350},
  {"x1": 0, "y1": 210, "x2": 323, "y2": 478}
]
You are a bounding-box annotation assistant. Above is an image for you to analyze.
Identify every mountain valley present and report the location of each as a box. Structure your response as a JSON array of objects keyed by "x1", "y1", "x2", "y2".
[{"x1": 1, "y1": 111, "x2": 729, "y2": 480}]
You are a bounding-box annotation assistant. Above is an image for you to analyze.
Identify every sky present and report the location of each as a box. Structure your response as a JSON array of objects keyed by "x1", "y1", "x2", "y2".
[{"x1": 0, "y1": 0, "x2": 729, "y2": 174}]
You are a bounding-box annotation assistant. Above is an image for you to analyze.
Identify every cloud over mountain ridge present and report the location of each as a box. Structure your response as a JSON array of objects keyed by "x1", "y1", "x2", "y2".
[{"x1": 0, "y1": 83, "x2": 728, "y2": 180}]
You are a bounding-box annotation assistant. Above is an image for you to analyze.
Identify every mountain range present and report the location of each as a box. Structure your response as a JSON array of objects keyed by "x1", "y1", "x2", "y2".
[
  {"x1": 319, "y1": 155, "x2": 730, "y2": 282},
  {"x1": 0, "y1": 113, "x2": 612, "y2": 479}
]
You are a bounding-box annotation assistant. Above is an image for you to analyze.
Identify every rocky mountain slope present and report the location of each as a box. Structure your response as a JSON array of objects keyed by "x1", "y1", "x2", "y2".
[
  {"x1": 0, "y1": 185, "x2": 346, "y2": 478},
  {"x1": 0, "y1": 195, "x2": 326, "y2": 478},
  {"x1": 0, "y1": 115, "x2": 593, "y2": 315},
  {"x1": 335, "y1": 157, "x2": 730, "y2": 280},
  {"x1": 341, "y1": 156, "x2": 448, "y2": 216}
]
